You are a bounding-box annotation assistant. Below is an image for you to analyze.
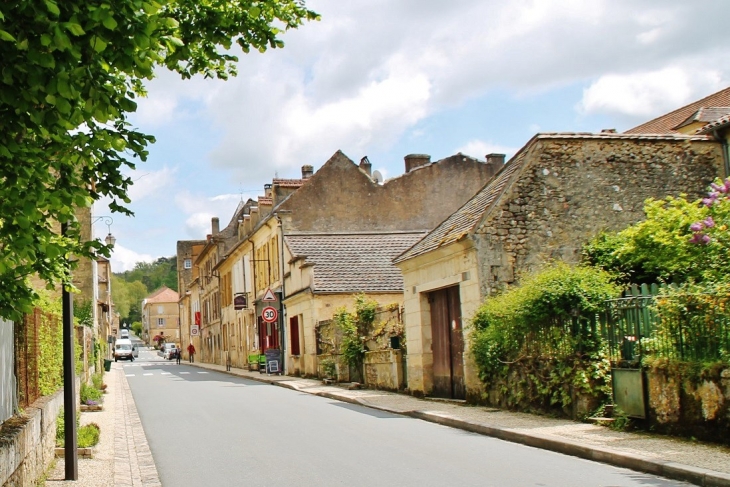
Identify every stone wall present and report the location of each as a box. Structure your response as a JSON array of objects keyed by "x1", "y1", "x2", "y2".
[
  {"x1": 0, "y1": 390, "x2": 63, "y2": 487},
  {"x1": 474, "y1": 137, "x2": 722, "y2": 295},
  {"x1": 646, "y1": 364, "x2": 730, "y2": 444},
  {"x1": 363, "y1": 350, "x2": 405, "y2": 391},
  {"x1": 281, "y1": 151, "x2": 499, "y2": 233}
]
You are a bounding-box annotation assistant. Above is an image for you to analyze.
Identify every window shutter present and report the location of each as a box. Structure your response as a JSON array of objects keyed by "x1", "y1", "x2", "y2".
[{"x1": 290, "y1": 316, "x2": 300, "y2": 356}]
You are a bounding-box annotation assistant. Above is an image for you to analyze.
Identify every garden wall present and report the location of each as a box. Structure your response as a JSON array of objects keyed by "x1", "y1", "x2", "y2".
[
  {"x1": 363, "y1": 350, "x2": 405, "y2": 391},
  {"x1": 0, "y1": 389, "x2": 63, "y2": 487},
  {"x1": 646, "y1": 363, "x2": 730, "y2": 445}
]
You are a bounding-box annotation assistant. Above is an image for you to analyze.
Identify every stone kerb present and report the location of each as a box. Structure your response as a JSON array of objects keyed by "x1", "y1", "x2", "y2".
[{"x1": 1, "y1": 389, "x2": 63, "y2": 487}]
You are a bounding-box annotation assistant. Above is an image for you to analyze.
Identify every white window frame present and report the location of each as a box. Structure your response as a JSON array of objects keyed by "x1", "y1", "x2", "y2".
[
  {"x1": 184, "y1": 258, "x2": 192, "y2": 269},
  {"x1": 157, "y1": 317, "x2": 165, "y2": 327}
]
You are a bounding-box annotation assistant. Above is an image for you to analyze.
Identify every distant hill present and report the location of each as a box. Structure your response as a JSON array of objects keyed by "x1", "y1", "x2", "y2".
[{"x1": 112, "y1": 256, "x2": 177, "y2": 324}]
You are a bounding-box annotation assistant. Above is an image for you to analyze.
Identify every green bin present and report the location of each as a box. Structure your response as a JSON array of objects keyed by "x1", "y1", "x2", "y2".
[{"x1": 103, "y1": 359, "x2": 112, "y2": 372}]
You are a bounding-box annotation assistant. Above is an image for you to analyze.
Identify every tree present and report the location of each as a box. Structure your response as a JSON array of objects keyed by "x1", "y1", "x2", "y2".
[
  {"x1": 584, "y1": 181, "x2": 730, "y2": 285},
  {"x1": 0, "y1": 1, "x2": 318, "y2": 319}
]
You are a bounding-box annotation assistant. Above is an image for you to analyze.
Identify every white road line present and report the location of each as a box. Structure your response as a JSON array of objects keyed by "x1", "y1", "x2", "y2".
[
  {"x1": 180, "y1": 372, "x2": 190, "y2": 375},
  {"x1": 143, "y1": 373, "x2": 153, "y2": 376},
  {"x1": 197, "y1": 372, "x2": 208, "y2": 374},
  {"x1": 161, "y1": 372, "x2": 171, "y2": 375},
  {"x1": 125, "y1": 374, "x2": 135, "y2": 377}
]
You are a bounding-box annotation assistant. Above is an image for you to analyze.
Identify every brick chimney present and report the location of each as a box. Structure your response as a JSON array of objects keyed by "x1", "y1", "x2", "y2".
[
  {"x1": 359, "y1": 156, "x2": 372, "y2": 176},
  {"x1": 301, "y1": 165, "x2": 314, "y2": 179},
  {"x1": 211, "y1": 217, "x2": 220, "y2": 236},
  {"x1": 404, "y1": 154, "x2": 430, "y2": 172},
  {"x1": 486, "y1": 153, "x2": 505, "y2": 166}
]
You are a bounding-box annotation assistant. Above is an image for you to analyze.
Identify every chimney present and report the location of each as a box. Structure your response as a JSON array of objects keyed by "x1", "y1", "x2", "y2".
[
  {"x1": 404, "y1": 154, "x2": 430, "y2": 172},
  {"x1": 601, "y1": 128, "x2": 617, "y2": 133},
  {"x1": 301, "y1": 165, "x2": 314, "y2": 179},
  {"x1": 211, "y1": 217, "x2": 220, "y2": 236},
  {"x1": 359, "y1": 156, "x2": 372, "y2": 176},
  {"x1": 486, "y1": 153, "x2": 506, "y2": 166}
]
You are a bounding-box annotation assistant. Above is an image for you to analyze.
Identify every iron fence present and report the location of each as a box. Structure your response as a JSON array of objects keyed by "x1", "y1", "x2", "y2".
[
  {"x1": 604, "y1": 292, "x2": 730, "y2": 364},
  {"x1": 516, "y1": 314, "x2": 603, "y2": 359},
  {"x1": 0, "y1": 317, "x2": 15, "y2": 423},
  {"x1": 15, "y1": 309, "x2": 41, "y2": 408}
]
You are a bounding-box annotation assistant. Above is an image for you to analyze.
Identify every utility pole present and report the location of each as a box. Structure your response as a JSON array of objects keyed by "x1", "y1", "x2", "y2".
[{"x1": 62, "y1": 221, "x2": 78, "y2": 480}]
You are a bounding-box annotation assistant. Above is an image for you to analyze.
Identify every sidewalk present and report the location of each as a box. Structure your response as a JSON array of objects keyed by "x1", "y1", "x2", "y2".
[
  {"x1": 191, "y1": 361, "x2": 730, "y2": 487},
  {"x1": 45, "y1": 364, "x2": 162, "y2": 487}
]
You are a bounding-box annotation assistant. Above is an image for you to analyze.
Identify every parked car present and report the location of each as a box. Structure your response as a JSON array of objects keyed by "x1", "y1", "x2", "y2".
[
  {"x1": 162, "y1": 343, "x2": 178, "y2": 360},
  {"x1": 114, "y1": 339, "x2": 138, "y2": 362}
]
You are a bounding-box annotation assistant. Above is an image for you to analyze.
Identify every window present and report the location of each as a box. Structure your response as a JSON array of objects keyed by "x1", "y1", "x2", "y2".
[
  {"x1": 157, "y1": 318, "x2": 165, "y2": 327},
  {"x1": 157, "y1": 305, "x2": 163, "y2": 314},
  {"x1": 184, "y1": 258, "x2": 192, "y2": 269},
  {"x1": 290, "y1": 316, "x2": 300, "y2": 356}
]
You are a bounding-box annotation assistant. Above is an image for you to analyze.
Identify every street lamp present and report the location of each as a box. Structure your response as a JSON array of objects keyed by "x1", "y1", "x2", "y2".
[{"x1": 91, "y1": 215, "x2": 116, "y2": 247}]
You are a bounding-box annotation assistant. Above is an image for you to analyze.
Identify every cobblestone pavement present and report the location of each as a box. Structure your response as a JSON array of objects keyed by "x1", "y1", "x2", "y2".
[
  {"x1": 191, "y1": 361, "x2": 730, "y2": 487},
  {"x1": 45, "y1": 364, "x2": 161, "y2": 487}
]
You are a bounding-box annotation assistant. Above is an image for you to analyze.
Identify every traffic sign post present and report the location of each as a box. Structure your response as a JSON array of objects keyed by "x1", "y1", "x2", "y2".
[
  {"x1": 261, "y1": 306, "x2": 278, "y2": 323},
  {"x1": 262, "y1": 288, "x2": 277, "y2": 302},
  {"x1": 190, "y1": 325, "x2": 200, "y2": 337}
]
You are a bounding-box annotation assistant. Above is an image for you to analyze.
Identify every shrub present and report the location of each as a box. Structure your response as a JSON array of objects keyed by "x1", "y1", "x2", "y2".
[
  {"x1": 77, "y1": 423, "x2": 101, "y2": 448},
  {"x1": 470, "y1": 263, "x2": 618, "y2": 412},
  {"x1": 80, "y1": 382, "x2": 103, "y2": 404}
]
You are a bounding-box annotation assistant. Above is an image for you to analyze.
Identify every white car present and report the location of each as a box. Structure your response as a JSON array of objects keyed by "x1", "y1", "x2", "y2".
[
  {"x1": 120, "y1": 329, "x2": 129, "y2": 339},
  {"x1": 162, "y1": 343, "x2": 178, "y2": 360},
  {"x1": 114, "y1": 339, "x2": 138, "y2": 362}
]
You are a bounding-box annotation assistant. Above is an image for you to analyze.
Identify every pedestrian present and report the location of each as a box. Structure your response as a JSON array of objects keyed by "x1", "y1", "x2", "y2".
[
  {"x1": 175, "y1": 345, "x2": 181, "y2": 365},
  {"x1": 187, "y1": 343, "x2": 195, "y2": 363}
]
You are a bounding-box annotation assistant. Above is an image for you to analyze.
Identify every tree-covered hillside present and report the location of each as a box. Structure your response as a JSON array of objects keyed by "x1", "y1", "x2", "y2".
[{"x1": 112, "y1": 257, "x2": 177, "y2": 325}]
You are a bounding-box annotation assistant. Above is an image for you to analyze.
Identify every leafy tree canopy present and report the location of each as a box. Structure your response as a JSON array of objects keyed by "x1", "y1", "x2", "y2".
[
  {"x1": 112, "y1": 256, "x2": 175, "y2": 323},
  {"x1": 583, "y1": 184, "x2": 730, "y2": 285},
  {"x1": 0, "y1": 1, "x2": 318, "y2": 319}
]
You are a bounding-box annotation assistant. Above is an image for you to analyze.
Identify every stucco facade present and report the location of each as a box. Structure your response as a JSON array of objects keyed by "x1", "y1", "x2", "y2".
[{"x1": 142, "y1": 287, "x2": 180, "y2": 348}]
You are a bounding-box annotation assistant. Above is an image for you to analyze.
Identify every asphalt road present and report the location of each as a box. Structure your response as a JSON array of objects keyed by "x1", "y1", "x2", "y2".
[{"x1": 126, "y1": 350, "x2": 690, "y2": 487}]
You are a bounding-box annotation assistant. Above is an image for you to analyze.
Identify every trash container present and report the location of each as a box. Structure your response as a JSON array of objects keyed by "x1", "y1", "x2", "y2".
[{"x1": 104, "y1": 359, "x2": 112, "y2": 372}]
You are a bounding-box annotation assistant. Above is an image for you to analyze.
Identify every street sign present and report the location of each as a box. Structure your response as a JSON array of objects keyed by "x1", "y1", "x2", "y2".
[
  {"x1": 262, "y1": 288, "x2": 277, "y2": 302},
  {"x1": 190, "y1": 325, "x2": 200, "y2": 337},
  {"x1": 261, "y1": 306, "x2": 278, "y2": 323},
  {"x1": 234, "y1": 293, "x2": 248, "y2": 310}
]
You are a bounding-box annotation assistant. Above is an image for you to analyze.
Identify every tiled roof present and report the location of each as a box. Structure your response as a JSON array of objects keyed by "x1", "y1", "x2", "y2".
[
  {"x1": 285, "y1": 233, "x2": 426, "y2": 293},
  {"x1": 535, "y1": 132, "x2": 711, "y2": 141},
  {"x1": 625, "y1": 87, "x2": 730, "y2": 134},
  {"x1": 394, "y1": 153, "x2": 524, "y2": 264},
  {"x1": 697, "y1": 113, "x2": 730, "y2": 134},
  {"x1": 673, "y1": 107, "x2": 730, "y2": 129},
  {"x1": 258, "y1": 196, "x2": 272, "y2": 205},
  {"x1": 272, "y1": 178, "x2": 304, "y2": 188},
  {"x1": 145, "y1": 286, "x2": 179, "y2": 303}
]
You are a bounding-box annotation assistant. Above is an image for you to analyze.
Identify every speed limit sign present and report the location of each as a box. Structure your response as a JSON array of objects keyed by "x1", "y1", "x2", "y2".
[
  {"x1": 261, "y1": 306, "x2": 278, "y2": 323},
  {"x1": 190, "y1": 325, "x2": 200, "y2": 336}
]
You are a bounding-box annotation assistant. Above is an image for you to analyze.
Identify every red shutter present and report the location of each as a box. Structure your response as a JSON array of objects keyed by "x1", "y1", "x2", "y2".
[
  {"x1": 290, "y1": 316, "x2": 300, "y2": 356},
  {"x1": 194, "y1": 312, "x2": 201, "y2": 325}
]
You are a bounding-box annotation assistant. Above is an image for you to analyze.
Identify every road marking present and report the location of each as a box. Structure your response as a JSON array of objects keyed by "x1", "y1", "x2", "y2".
[
  {"x1": 197, "y1": 372, "x2": 208, "y2": 374},
  {"x1": 143, "y1": 373, "x2": 153, "y2": 376},
  {"x1": 125, "y1": 374, "x2": 135, "y2": 377},
  {"x1": 180, "y1": 372, "x2": 190, "y2": 375},
  {"x1": 161, "y1": 372, "x2": 170, "y2": 375}
]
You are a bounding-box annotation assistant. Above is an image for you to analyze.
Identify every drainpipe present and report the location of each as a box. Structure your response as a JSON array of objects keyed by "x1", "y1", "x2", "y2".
[
  {"x1": 274, "y1": 213, "x2": 287, "y2": 374},
  {"x1": 248, "y1": 237, "x2": 257, "y2": 352}
]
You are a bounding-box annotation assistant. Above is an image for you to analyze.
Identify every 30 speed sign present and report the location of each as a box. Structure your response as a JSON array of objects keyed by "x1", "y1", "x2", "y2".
[{"x1": 261, "y1": 306, "x2": 278, "y2": 323}]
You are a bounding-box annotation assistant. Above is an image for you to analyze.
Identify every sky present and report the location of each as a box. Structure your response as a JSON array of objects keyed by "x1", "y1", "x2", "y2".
[{"x1": 98, "y1": 0, "x2": 730, "y2": 272}]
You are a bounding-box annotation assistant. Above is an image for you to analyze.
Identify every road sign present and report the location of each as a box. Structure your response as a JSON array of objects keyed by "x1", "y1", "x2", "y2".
[
  {"x1": 262, "y1": 288, "x2": 277, "y2": 302},
  {"x1": 261, "y1": 306, "x2": 278, "y2": 323},
  {"x1": 190, "y1": 325, "x2": 200, "y2": 337}
]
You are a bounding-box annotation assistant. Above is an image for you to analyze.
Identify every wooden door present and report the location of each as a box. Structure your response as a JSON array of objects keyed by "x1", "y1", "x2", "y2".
[{"x1": 429, "y1": 286, "x2": 465, "y2": 399}]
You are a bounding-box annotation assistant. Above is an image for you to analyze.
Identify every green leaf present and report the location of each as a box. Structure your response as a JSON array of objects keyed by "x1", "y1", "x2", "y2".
[
  {"x1": 40, "y1": 34, "x2": 52, "y2": 46},
  {"x1": 0, "y1": 29, "x2": 16, "y2": 42},
  {"x1": 90, "y1": 37, "x2": 107, "y2": 52},
  {"x1": 44, "y1": 0, "x2": 61, "y2": 17},
  {"x1": 102, "y1": 16, "x2": 118, "y2": 30},
  {"x1": 64, "y1": 23, "x2": 86, "y2": 36},
  {"x1": 250, "y1": 6, "x2": 261, "y2": 17}
]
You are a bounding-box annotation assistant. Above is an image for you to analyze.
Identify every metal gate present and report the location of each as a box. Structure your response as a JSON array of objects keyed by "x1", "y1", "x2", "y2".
[{"x1": 429, "y1": 286, "x2": 465, "y2": 399}]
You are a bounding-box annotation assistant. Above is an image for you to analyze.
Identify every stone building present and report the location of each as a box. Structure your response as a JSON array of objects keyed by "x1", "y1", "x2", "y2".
[
  {"x1": 176, "y1": 239, "x2": 205, "y2": 358},
  {"x1": 395, "y1": 132, "x2": 723, "y2": 401},
  {"x1": 210, "y1": 150, "x2": 502, "y2": 376},
  {"x1": 142, "y1": 286, "x2": 180, "y2": 348}
]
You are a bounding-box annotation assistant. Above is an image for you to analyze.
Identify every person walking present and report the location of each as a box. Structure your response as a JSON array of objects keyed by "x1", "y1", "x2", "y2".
[
  {"x1": 187, "y1": 343, "x2": 196, "y2": 363},
  {"x1": 175, "y1": 345, "x2": 182, "y2": 365}
]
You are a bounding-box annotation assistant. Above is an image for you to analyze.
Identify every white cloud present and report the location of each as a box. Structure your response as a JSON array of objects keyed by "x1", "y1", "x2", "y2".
[
  {"x1": 578, "y1": 67, "x2": 724, "y2": 118},
  {"x1": 125, "y1": 166, "x2": 177, "y2": 202},
  {"x1": 110, "y1": 245, "x2": 155, "y2": 273},
  {"x1": 133, "y1": 0, "x2": 730, "y2": 177},
  {"x1": 455, "y1": 140, "x2": 520, "y2": 161},
  {"x1": 174, "y1": 191, "x2": 249, "y2": 238}
]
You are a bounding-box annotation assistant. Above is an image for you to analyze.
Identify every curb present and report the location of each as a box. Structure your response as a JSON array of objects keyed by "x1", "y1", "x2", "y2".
[{"x1": 188, "y1": 363, "x2": 730, "y2": 487}]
